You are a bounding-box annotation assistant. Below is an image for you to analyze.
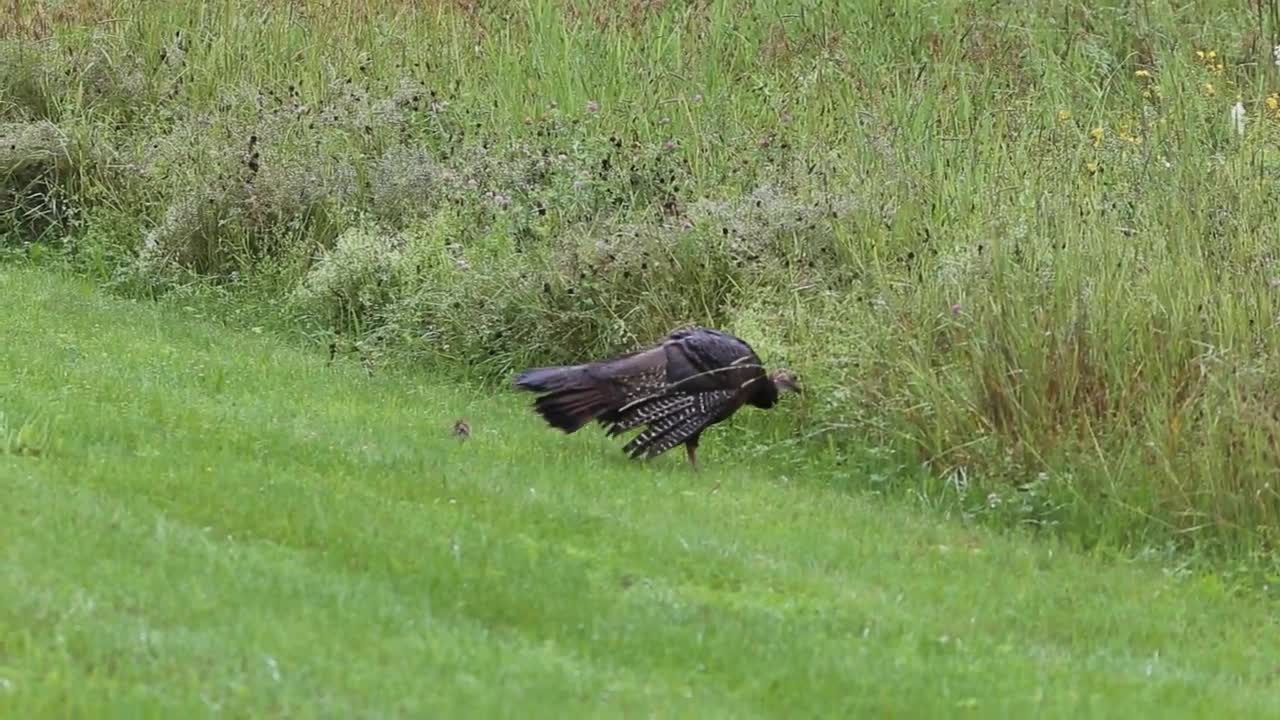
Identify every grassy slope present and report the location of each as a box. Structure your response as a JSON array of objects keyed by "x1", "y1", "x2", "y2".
[
  {"x1": 2, "y1": 267, "x2": 1279, "y2": 718},
  {"x1": 10, "y1": 0, "x2": 1280, "y2": 558}
]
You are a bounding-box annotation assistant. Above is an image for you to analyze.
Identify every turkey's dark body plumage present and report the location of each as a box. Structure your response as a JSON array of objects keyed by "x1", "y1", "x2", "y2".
[{"x1": 513, "y1": 327, "x2": 798, "y2": 465}]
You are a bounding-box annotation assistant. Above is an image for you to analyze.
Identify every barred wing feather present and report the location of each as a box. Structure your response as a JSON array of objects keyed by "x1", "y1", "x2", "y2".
[{"x1": 621, "y1": 389, "x2": 739, "y2": 459}]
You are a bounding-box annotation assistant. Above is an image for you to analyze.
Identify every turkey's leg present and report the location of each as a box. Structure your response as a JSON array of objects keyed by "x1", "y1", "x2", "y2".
[{"x1": 685, "y1": 433, "x2": 701, "y2": 470}]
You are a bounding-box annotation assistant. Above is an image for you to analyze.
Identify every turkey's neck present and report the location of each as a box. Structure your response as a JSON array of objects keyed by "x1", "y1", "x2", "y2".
[{"x1": 746, "y1": 377, "x2": 779, "y2": 409}]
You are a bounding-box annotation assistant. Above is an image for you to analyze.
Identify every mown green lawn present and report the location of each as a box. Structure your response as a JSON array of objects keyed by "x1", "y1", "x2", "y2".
[{"x1": 1, "y1": 267, "x2": 1278, "y2": 718}]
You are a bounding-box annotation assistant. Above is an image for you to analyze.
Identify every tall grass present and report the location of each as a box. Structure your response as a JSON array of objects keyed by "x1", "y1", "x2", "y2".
[{"x1": 6, "y1": 0, "x2": 1280, "y2": 559}]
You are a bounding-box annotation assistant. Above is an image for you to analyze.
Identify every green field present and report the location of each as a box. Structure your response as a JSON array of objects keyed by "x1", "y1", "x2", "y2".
[
  {"x1": 3, "y1": 266, "x2": 1280, "y2": 717},
  {"x1": 7, "y1": 1, "x2": 1280, "y2": 714}
]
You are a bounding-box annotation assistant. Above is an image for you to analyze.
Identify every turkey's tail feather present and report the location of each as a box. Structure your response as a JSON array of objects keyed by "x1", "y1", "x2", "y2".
[
  {"x1": 513, "y1": 365, "x2": 614, "y2": 433},
  {"x1": 512, "y1": 365, "x2": 586, "y2": 392}
]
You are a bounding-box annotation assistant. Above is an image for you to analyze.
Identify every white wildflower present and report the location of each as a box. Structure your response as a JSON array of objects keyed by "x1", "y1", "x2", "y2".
[{"x1": 1230, "y1": 101, "x2": 1246, "y2": 137}]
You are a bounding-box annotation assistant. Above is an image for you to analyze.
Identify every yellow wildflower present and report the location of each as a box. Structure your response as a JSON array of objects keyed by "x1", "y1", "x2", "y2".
[
  {"x1": 1090, "y1": 127, "x2": 1104, "y2": 147},
  {"x1": 1135, "y1": 69, "x2": 1151, "y2": 78},
  {"x1": 1057, "y1": 109, "x2": 1072, "y2": 124},
  {"x1": 1086, "y1": 161, "x2": 1101, "y2": 174},
  {"x1": 1114, "y1": 123, "x2": 1143, "y2": 146},
  {"x1": 1203, "y1": 82, "x2": 1215, "y2": 96}
]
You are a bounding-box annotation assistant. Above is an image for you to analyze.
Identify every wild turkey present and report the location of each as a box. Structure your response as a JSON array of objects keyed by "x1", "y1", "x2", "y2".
[{"x1": 512, "y1": 327, "x2": 801, "y2": 467}]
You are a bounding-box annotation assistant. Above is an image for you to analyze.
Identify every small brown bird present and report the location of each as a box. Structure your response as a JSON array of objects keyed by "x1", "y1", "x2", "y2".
[
  {"x1": 512, "y1": 326, "x2": 800, "y2": 468},
  {"x1": 452, "y1": 419, "x2": 471, "y2": 439}
]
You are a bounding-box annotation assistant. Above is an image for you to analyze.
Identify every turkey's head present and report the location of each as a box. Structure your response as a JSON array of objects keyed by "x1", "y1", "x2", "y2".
[{"x1": 769, "y1": 368, "x2": 802, "y2": 395}]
